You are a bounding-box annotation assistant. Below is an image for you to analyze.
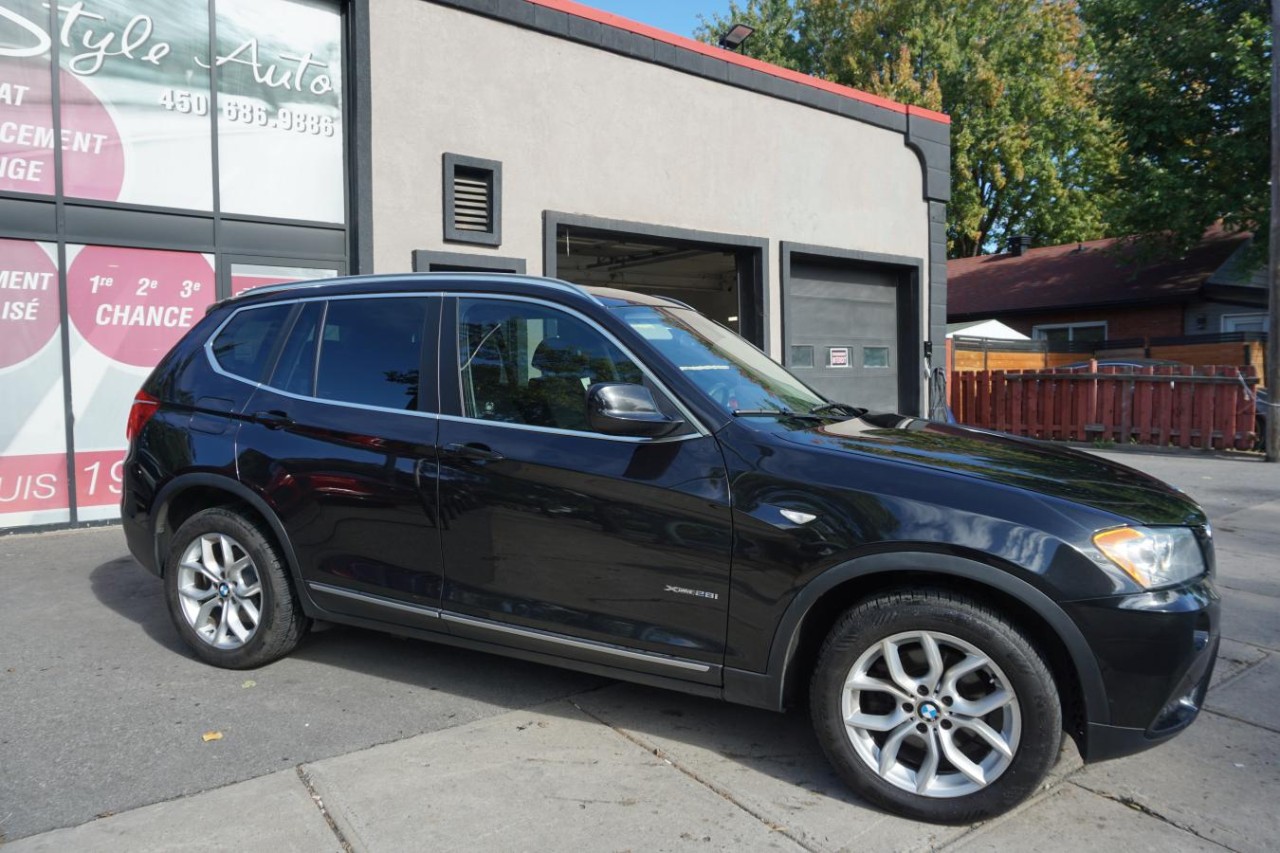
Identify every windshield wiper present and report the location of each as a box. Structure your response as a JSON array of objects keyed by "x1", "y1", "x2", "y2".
[
  {"x1": 731, "y1": 409, "x2": 827, "y2": 421},
  {"x1": 808, "y1": 402, "x2": 867, "y2": 418}
]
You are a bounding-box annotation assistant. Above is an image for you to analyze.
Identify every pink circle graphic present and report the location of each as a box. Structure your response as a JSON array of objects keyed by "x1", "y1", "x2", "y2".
[
  {"x1": 67, "y1": 246, "x2": 214, "y2": 367},
  {"x1": 0, "y1": 57, "x2": 123, "y2": 200},
  {"x1": 0, "y1": 238, "x2": 60, "y2": 370},
  {"x1": 58, "y1": 66, "x2": 124, "y2": 201}
]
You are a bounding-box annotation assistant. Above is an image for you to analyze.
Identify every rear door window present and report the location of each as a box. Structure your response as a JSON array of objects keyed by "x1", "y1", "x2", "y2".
[{"x1": 315, "y1": 297, "x2": 430, "y2": 411}]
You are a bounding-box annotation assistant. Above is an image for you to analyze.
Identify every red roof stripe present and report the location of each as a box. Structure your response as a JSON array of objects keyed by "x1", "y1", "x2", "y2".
[{"x1": 524, "y1": 0, "x2": 951, "y2": 125}]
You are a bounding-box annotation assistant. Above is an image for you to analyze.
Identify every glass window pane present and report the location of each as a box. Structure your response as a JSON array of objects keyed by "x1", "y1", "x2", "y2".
[
  {"x1": 215, "y1": 0, "x2": 344, "y2": 222},
  {"x1": 211, "y1": 304, "x2": 293, "y2": 381},
  {"x1": 863, "y1": 346, "x2": 890, "y2": 368},
  {"x1": 56, "y1": 0, "x2": 214, "y2": 209},
  {"x1": 1074, "y1": 324, "x2": 1106, "y2": 343},
  {"x1": 0, "y1": 238, "x2": 69, "y2": 527},
  {"x1": 0, "y1": 1, "x2": 56, "y2": 196},
  {"x1": 790, "y1": 346, "x2": 814, "y2": 368},
  {"x1": 315, "y1": 298, "x2": 426, "y2": 410},
  {"x1": 65, "y1": 244, "x2": 216, "y2": 521},
  {"x1": 619, "y1": 306, "x2": 825, "y2": 415},
  {"x1": 270, "y1": 302, "x2": 323, "y2": 396},
  {"x1": 231, "y1": 263, "x2": 338, "y2": 297},
  {"x1": 457, "y1": 299, "x2": 645, "y2": 432}
]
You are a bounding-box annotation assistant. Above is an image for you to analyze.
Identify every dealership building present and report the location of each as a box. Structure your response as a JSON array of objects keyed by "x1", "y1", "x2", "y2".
[{"x1": 0, "y1": 0, "x2": 950, "y2": 531}]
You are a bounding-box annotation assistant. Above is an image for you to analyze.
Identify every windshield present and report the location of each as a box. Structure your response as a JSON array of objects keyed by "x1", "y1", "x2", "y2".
[{"x1": 615, "y1": 305, "x2": 828, "y2": 414}]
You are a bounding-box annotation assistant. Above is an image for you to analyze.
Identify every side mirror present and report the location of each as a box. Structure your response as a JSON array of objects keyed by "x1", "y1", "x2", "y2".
[{"x1": 587, "y1": 383, "x2": 685, "y2": 438}]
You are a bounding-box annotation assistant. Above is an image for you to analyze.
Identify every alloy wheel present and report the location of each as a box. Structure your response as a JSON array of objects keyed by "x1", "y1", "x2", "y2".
[
  {"x1": 175, "y1": 533, "x2": 264, "y2": 650},
  {"x1": 840, "y1": 630, "x2": 1022, "y2": 798}
]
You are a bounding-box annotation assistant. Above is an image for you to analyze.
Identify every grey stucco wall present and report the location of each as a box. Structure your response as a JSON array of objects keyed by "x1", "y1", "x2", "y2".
[{"x1": 366, "y1": 0, "x2": 933, "y2": 363}]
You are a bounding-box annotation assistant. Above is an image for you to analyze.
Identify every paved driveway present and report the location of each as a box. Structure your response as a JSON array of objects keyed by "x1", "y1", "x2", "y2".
[{"x1": 1, "y1": 449, "x2": 1276, "y2": 851}]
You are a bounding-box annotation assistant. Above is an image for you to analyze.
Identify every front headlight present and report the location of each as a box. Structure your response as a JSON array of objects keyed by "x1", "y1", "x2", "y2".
[{"x1": 1093, "y1": 526, "x2": 1205, "y2": 589}]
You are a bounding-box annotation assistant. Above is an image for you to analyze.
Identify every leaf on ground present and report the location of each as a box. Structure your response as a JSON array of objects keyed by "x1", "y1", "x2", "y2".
[
  {"x1": 201, "y1": 731, "x2": 223, "y2": 742},
  {"x1": 241, "y1": 680, "x2": 256, "y2": 689}
]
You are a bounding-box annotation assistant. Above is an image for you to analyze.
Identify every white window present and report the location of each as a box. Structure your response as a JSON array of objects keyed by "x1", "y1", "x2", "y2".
[
  {"x1": 1221, "y1": 313, "x2": 1269, "y2": 333},
  {"x1": 1031, "y1": 322, "x2": 1107, "y2": 344}
]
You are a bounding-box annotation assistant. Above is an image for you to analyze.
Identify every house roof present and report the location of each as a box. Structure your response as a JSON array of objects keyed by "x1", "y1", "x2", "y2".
[{"x1": 947, "y1": 229, "x2": 1251, "y2": 319}]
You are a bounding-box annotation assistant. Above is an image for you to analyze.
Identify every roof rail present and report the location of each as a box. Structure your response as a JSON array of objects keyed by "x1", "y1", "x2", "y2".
[{"x1": 225, "y1": 272, "x2": 603, "y2": 305}]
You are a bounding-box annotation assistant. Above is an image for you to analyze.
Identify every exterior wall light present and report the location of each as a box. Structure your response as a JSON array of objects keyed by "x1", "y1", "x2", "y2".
[{"x1": 718, "y1": 23, "x2": 755, "y2": 52}]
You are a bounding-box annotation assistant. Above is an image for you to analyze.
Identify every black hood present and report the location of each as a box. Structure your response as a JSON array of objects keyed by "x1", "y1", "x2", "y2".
[{"x1": 777, "y1": 412, "x2": 1206, "y2": 527}]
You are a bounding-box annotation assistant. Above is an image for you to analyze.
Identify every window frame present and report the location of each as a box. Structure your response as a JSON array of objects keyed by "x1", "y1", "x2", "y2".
[
  {"x1": 440, "y1": 294, "x2": 708, "y2": 441},
  {"x1": 1220, "y1": 313, "x2": 1269, "y2": 333},
  {"x1": 1031, "y1": 321, "x2": 1108, "y2": 343},
  {"x1": 204, "y1": 293, "x2": 442, "y2": 419}
]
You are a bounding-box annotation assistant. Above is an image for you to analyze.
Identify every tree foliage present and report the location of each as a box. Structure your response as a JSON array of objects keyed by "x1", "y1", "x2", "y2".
[
  {"x1": 696, "y1": 0, "x2": 1121, "y2": 257},
  {"x1": 1083, "y1": 0, "x2": 1270, "y2": 255}
]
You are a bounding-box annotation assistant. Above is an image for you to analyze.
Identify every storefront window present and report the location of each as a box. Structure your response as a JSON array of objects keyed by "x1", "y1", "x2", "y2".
[
  {"x1": 0, "y1": 237, "x2": 69, "y2": 526},
  {"x1": 0, "y1": 0, "x2": 345, "y2": 531},
  {"x1": 0, "y1": 1, "x2": 57, "y2": 195},
  {"x1": 55, "y1": 0, "x2": 214, "y2": 209},
  {"x1": 66, "y1": 244, "x2": 215, "y2": 519},
  {"x1": 215, "y1": 0, "x2": 344, "y2": 222},
  {"x1": 231, "y1": 261, "x2": 337, "y2": 295}
]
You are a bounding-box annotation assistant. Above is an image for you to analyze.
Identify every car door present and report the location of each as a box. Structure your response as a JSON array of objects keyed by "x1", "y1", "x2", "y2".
[
  {"x1": 235, "y1": 294, "x2": 445, "y2": 632},
  {"x1": 435, "y1": 294, "x2": 733, "y2": 683}
]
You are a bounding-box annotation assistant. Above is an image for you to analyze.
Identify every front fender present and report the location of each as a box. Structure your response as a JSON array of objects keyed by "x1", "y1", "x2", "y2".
[{"x1": 722, "y1": 550, "x2": 1108, "y2": 729}]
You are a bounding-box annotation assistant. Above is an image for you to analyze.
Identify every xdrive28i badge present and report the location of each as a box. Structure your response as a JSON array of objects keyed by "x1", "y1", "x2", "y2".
[{"x1": 664, "y1": 584, "x2": 719, "y2": 601}]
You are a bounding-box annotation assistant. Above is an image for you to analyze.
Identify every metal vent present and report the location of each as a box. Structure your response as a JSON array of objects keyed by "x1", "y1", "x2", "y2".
[
  {"x1": 443, "y1": 153, "x2": 502, "y2": 246},
  {"x1": 452, "y1": 167, "x2": 491, "y2": 232}
]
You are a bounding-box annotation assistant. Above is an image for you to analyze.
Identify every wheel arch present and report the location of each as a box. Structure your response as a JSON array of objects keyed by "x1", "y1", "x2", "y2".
[
  {"x1": 724, "y1": 551, "x2": 1109, "y2": 744},
  {"x1": 152, "y1": 474, "x2": 307, "y2": 606}
]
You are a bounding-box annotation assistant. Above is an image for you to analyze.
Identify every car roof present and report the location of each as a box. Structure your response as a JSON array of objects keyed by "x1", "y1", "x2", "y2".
[{"x1": 222, "y1": 272, "x2": 689, "y2": 310}]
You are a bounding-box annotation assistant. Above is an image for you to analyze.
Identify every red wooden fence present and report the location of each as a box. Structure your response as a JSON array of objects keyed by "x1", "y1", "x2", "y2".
[{"x1": 950, "y1": 363, "x2": 1259, "y2": 450}]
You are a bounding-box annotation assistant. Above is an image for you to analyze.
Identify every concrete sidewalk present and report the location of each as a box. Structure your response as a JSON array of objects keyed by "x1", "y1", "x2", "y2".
[{"x1": 3, "y1": 449, "x2": 1278, "y2": 852}]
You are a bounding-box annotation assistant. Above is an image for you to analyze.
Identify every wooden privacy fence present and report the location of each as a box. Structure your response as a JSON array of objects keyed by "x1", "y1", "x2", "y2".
[{"x1": 951, "y1": 364, "x2": 1259, "y2": 450}]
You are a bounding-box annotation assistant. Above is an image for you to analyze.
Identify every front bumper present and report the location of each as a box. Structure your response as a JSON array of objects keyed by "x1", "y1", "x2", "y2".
[{"x1": 1064, "y1": 575, "x2": 1219, "y2": 761}]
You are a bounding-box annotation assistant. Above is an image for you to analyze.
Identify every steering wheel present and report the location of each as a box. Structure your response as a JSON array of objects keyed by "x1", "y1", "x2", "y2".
[{"x1": 706, "y1": 382, "x2": 734, "y2": 406}]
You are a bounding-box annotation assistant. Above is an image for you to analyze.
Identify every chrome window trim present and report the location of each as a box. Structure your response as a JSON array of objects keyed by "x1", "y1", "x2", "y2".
[
  {"x1": 435, "y1": 413, "x2": 701, "y2": 443},
  {"x1": 206, "y1": 293, "x2": 444, "y2": 421},
  {"x1": 451, "y1": 292, "x2": 709, "y2": 438},
  {"x1": 442, "y1": 612, "x2": 712, "y2": 673}
]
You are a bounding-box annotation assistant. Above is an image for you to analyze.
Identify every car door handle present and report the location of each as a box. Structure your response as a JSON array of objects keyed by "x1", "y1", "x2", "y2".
[
  {"x1": 443, "y1": 442, "x2": 505, "y2": 462},
  {"x1": 252, "y1": 410, "x2": 294, "y2": 430}
]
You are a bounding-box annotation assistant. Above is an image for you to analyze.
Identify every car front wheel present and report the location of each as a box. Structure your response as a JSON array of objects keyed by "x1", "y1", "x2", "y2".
[{"x1": 810, "y1": 589, "x2": 1061, "y2": 823}]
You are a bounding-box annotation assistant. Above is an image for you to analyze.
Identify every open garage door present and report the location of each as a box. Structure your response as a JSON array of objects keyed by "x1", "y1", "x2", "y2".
[
  {"x1": 548, "y1": 219, "x2": 766, "y2": 348},
  {"x1": 783, "y1": 250, "x2": 920, "y2": 415}
]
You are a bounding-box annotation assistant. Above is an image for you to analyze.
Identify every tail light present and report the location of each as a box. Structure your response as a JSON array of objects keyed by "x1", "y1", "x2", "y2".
[{"x1": 126, "y1": 390, "x2": 160, "y2": 442}]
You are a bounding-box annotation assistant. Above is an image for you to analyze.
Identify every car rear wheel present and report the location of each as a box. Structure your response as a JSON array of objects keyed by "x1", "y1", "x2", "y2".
[
  {"x1": 809, "y1": 589, "x2": 1061, "y2": 823},
  {"x1": 163, "y1": 507, "x2": 308, "y2": 669}
]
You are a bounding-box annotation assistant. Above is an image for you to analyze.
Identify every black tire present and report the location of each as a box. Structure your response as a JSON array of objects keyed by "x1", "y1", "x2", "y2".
[
  {"x1": 163, "y1": 507, "x2": 308, "y2": 669},
  {"x1": 809, "y1": 589, "x2": 1061, "y2": 824}
]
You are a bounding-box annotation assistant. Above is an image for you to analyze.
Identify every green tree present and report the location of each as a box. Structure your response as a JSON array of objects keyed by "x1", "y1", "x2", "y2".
[
  {"x1": 1084, "y1": 0, "x2": 1270, "y2": 256},
  {"x1": 697, "y1": 0, "x2": 1121, "y2": 257}
]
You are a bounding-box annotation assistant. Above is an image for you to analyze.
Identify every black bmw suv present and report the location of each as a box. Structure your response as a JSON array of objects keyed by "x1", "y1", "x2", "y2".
[{"x1": 122, "y1": 274, "x2": 1218, "y2": 823}]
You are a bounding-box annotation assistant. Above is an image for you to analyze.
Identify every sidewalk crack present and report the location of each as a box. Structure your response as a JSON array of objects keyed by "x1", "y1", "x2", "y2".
[
  {"x1": 1069, "y1": 781, "x2": 1239, "y2": 852},
  {"x1": 296, "y1": 766, "x2": 354, "y2": 853},
  {"x1": 568, "y1": 699, "x2": 818, "y2": 853}
]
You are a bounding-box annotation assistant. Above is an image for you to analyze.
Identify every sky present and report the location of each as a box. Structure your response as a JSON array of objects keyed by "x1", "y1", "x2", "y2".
[{"x1": 579, "y1": 1, "x2": 724, "y2": 39}]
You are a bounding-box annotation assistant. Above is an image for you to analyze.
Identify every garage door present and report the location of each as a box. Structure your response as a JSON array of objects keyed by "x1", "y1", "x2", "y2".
[{"x1": 785, "y1": 261, "x2": 905, "y2": 413}]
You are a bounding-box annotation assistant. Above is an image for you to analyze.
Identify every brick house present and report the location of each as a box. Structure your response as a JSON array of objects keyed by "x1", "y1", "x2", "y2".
[{"x1": 947, "y1": 230, "x2": 1268, "y2": 343}]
